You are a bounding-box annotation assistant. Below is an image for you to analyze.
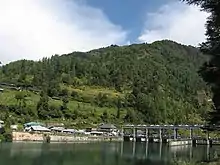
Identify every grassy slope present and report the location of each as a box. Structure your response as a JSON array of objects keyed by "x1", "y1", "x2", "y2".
[
  {"x1": 0, "y1": 85, "x2": 127, "y2": 124},
  {"x1": 1, "y1": 86, "x2": 218, "y2": 137},
  {"x1": 61, "y1": 84, "x2": 124, "y2": 100},
  {"x1": 0, "y1": 41, "x2": 212, "y2": 126}
]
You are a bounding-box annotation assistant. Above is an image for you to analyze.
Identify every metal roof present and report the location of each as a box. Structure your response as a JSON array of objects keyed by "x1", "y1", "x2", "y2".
[
  {"x1": 50, "y1": 127, "x2": 65, "y2": 131},
  {"x1": 63, "y1": 129, "x2": 75, "y2": 133},
  {"x1": 24, "y1": 122, "x2": 43, "y2": 127},
  {"x1": 30, "y1": 126, "x2": 50, "y2": 132},
  {"x1": 99, "y1": 124, "x2": 116, "y2": 129},
  {"x1": 123, "y1": 124, "x2": 203, "y2": 129}
]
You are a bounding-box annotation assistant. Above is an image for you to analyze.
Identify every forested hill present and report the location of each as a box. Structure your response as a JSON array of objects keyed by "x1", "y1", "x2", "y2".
[{"x1": 0, "y1": 40, "x2": 213, "y2": 125}]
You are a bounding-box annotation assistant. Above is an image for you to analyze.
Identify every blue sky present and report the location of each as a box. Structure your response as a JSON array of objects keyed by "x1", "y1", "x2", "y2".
[
  {"x1": 0, "y1": 0, "x2": 208, "y2": 63},
  {"x1": 87, "y1": 0, "x2": 176, "y2": 42}
]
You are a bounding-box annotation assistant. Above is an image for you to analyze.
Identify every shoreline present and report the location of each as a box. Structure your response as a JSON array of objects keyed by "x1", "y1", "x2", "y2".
[{"x1": 12, "y1": 132, "x2": 122, "y2": 143}]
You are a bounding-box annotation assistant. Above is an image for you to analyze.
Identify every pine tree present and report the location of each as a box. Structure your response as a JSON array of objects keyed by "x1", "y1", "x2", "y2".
[
  {"x1": 183, "y1": 0, "x2": 220, "y2": 124},
  {"x1": 37, "y1": 92, "x2": 50, "y2": 120}
]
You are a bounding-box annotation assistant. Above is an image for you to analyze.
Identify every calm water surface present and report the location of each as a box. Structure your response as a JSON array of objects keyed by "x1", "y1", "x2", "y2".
[{"x1": 0, "y1": 142, "x2": 219, "y2": 165}]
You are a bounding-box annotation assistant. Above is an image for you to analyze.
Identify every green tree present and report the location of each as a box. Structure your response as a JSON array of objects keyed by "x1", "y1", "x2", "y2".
[
  {"x1": 124, "y1": 109, "x2": 137, "y2": 123},
  {"x1": 62, "y1": 73, "x2": 72, "y2": 85},
  {"x1": 60, "y1": 88, "x2": 69, "y2": 97},
  {"x1": 15, "y1": 92, "x2": 26, "y2": 107},
  {"x1": 71, "y1": 90, "x2": 79, "y2": 99},
  {"x1": 182, "y1": 0, "x2": 220, "y2": 124},
  {"x1": 95, "y1": 93, "x2": 108, "y2": 107},
  {"x1": 49, "y1": 105, "x2": 62, "y2": 118},
  {"x1": 72, "y1": 109, "x2": 79, "y2": 120},
  {"x1": 61, "y1": 97, "x2": 69, "y2": 110},
  {"x1": 116, "y1": 97, "x2": 123, "y2": 119},
  {"x1": 60, "y1": 96, "x2": 70, "y2": 119},
  {"x1": 101, "y1": 110, "x2": 108, "y2": 123},
  {"x1": 37, "y1": 93, "x2": 50, "y2": 119},
  {"x1": 0, "y1": 39, "x2": 213, "y2": 124}
]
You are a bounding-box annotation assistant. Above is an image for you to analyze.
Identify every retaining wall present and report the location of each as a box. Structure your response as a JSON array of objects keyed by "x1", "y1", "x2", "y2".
[{"x1": 12, "y1": 132, "x2": 122, "y2": 143}]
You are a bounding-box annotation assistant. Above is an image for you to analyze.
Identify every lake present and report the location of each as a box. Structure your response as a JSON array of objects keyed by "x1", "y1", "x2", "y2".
[{"x1": 0, "y1": 142, "x2": 219, "y2": 165}]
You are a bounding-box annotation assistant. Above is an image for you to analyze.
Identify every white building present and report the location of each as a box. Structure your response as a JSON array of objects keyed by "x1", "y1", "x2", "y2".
[{"x1": 25, "y1": 126, "x2": 51, "y2": 132}]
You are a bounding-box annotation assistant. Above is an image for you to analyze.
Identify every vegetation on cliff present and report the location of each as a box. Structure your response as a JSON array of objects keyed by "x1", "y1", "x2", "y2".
[
  {"x1": 182, "y1": 0, "x2": 220, "y2": 125},
  {"x1": 0, "y1": 40, "x2": 213, "y2": 125}
]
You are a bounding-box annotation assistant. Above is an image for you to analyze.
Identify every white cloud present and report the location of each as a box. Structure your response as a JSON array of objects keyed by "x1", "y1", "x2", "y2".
[
  {"x1": 138, "y1": 2, "x2": 209, "y2": 46},
  {"x1": 0, "y1": 0, "x2": 127, "y2": 64}
]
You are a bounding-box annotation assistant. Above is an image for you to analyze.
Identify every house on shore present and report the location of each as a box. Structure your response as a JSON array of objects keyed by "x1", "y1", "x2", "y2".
[
  {"x1": 24, "y1": 122, "x2": 43, "y2": 128},
  {"x1": 11, "y1": 125, "x2": 18, "y2": 131},
  {"x1": 25, "y1": 125, "x2": 51, "y2": 132},
  {"x1": 98, "y1": 124, "x2": 117, "y2": 133},
  {"x1": 0, "y1": 120, "x2": 4, "y2": 133},
  {"x1": 49, "y1": 126, "x2": 65, "y2": 133},
  {"x1": 62, "y1": 129, "x2": 75, "y2": 134},
  {"x1": 85, "y1": 127, "x2": 97, "y2": 132},
  {"x1": 0, "y1": 120, "x2": 4, "y2": 125},
  {"x1": 90, "y1": 131, "x2": 103, "y2": 136}
]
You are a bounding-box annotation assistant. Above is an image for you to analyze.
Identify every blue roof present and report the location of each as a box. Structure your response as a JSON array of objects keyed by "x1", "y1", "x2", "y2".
[{"x1": 24, "y1": 122, "x2": 43, "y2": 127}]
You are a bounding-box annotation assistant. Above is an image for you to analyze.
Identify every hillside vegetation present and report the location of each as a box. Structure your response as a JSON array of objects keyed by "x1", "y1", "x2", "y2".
[{"x1": 0, "y1": 40, "x2": 213, "y2": 125}]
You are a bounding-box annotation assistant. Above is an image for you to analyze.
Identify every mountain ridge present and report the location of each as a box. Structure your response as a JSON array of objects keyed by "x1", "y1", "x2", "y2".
[{"x1": 0, "y1": 40, "x2": 212, "y2": 125}]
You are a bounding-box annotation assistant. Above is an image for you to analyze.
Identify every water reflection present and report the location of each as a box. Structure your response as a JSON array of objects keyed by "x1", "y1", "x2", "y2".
[
  {"x1": 122, "y1": 141, "x2": 219, "y2": 164},
  {"x1": 0, "y1": 142, "x2": 218, "y2": 165}
]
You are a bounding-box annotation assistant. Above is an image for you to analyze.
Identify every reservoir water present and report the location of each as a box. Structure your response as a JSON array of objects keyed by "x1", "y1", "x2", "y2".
[{"x1": 0, "y1": 142, "x2": 219, "y2": 165}]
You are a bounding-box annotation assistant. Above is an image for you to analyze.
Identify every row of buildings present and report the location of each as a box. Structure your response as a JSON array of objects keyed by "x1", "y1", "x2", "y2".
[{"x1": 23, "y1": 122, "x2": 119, "y2": 136}]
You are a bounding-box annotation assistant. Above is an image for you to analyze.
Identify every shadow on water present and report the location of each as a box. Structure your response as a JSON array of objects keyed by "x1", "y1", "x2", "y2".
[{"x1": 0, "y1": 142, "x2": 219, "y2": 165}]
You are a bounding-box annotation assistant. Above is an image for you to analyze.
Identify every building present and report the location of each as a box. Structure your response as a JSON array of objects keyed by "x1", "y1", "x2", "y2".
[
  {"x1": 0, "y1": 88, "x2": 3, "y2": 93},
  {"x1": 49, "y1": 126, "x2": 65, "y2": 133},
  {"x1": 11, "y1": 125, "x2": 18, "y2": 131},
  {"x1": 98, "y1": 124, "x2": 117, "y2": 133},
  {"x1": 24, "y1": 122, "x2": 43, "y2": 128},
  {"x1": 75, "y1": 129, "x2": 85, "y2": 134},
  {"x1": 62, "y1": 129, "x2": 75, "y2": 134},
  {"x1": 0, "y1": 120, "x2": 4, "y2": 125},
  {"x1": 90, "y1": 131, "x2": 103, "y2": 136},
  {"x1": 26, "y1": 125, "x2": 51, "y2": 132},
  {"x1": 85, "y1": 127, "x2": 97, "y2": 132},
  {"x1": 0, "y1": 120, "x2": 4, "y2": 129}
]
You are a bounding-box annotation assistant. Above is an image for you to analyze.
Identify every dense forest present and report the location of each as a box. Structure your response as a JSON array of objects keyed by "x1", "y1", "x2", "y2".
[{"x1": 0, "y1": 40, "x2": 213, "y2": 126}]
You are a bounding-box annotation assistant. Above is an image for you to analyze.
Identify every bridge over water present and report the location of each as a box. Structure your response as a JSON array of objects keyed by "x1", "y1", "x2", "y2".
[{"x1": 122, "y1": 124, "x2": 214, "y2": 145}]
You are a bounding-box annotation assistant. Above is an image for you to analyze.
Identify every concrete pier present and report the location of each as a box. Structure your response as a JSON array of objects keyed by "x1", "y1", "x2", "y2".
[
  {"x1": 133, "y1": 127, "x2": 136, "y2": 142},
  {"x1": 168, "y1": 140, "x2": 192, "y2": 146},
  {"x1": 190, "y1": 128, "x2": 193, "y2": 139},
  {"x1": 122, "y1": 124, "x2": 216, "y2": 146},
  {"x1": 159, "y1": 128, "x2": 162, "y2": 142}
]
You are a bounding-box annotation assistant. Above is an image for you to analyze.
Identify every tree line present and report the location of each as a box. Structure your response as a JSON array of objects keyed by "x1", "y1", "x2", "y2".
[{"x1": 0, "y1": 40, "x2": 213, "y2": 124}]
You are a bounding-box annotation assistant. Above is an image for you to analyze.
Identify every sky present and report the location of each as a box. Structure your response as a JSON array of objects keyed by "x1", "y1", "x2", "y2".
[{"x1": 0, "y1": 0, "x2": 209, "y2": 64}]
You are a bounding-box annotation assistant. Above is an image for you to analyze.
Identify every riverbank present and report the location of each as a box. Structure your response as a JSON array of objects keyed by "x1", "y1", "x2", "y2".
[
  {"x1": 12, "y1": 132, "x2": 122, "y2": 143},
  {"x1": 173, "y1": 159, "x2": 220, "y2": 165}
]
